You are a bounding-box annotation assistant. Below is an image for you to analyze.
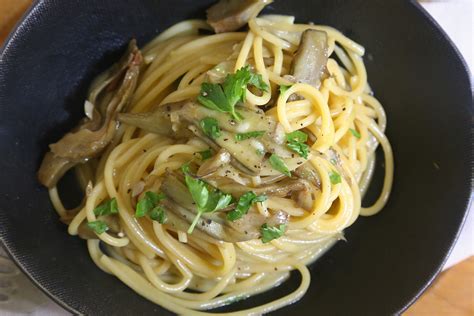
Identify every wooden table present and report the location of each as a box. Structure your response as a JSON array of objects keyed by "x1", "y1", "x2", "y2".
[{"x1": 0, "y1": 0, "x2": 472, "y2": 314}]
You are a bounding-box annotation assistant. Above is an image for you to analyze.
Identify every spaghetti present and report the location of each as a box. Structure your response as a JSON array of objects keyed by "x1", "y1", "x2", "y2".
[{"x1": 40, "y1": 12, "x2": 393, "y2": 316}]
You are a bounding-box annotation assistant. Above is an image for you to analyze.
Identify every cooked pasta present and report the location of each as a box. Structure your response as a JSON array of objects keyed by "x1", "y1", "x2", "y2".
[{"x1": 38, "y1": 3, "x2": 393, "y2": 314}]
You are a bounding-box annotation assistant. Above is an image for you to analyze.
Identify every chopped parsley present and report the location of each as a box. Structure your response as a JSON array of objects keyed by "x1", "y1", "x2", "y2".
[
  {"x1": 149, "y1": 206, "x2": 167, "y2": 224},
  {"x1": 329, "y1": 172, "x2": 342, "y2": 184},
  {"x1": 286, "y1": 130, "x2": 309, "y2": 159},
  {"x1": 227, "y1": 192, "x2": 267, "y2": 221},
  {"x1": 93, "y1": 198, "x2": 118, "y2": 217},
  {"x1": 286, "y1": 130, "x2": 308, "y2": 143},
  {"x1": 349, "y1": 128, "x2": 361, "y2": 139},
  {"x1": 279, "y1": 84, "x2": 293, "y2": 95},
  {"x1": 198, "y1": 148, "x2": 213, "y2": 160},
  {"x1": 87, "y1": 220, "x2": 109, "y2": 234},
  {"x1": 200, "y1": 117, "x2": 221, "y2": 139},
  {"x1": 235, "y1": 130, "x2": 265, "y2": 141},
  {"x1": 269, "y1": 154, "x2": 291, "y2": 177},
  {"x1": 261, "y1": 223, "x2": 286, "y2": 243},
  {"x1": 135, "y1": 191, "x2": 166, "y2": 219},
  {"x1": 181, "y1": 163, "x2": 232, "y2": 234},
  {"x1": 197, "y1": 65, "x2": 268, "y2": 121}
]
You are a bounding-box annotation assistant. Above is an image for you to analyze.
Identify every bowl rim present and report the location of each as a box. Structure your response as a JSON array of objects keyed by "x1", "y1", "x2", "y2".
[{"x1": 0, "y1": 0, "x2": 472, "y2": 314}]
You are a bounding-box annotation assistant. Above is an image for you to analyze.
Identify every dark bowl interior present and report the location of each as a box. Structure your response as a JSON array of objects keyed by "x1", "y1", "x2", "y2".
[{"x1": 0, "y1": 0, "x2": 472, "y2": 315}]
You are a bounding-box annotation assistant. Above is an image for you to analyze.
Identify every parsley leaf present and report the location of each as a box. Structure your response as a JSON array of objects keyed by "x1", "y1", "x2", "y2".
[
  {"x1": 279, "y1": 84, "x2": 293, "y2": 94},
  {"x1": 146, "y1": 191, "x2": 166, "y2": 205},
  {"x1": 269, "y1": 154, "x2": 291, "y2": 177},
  {"x1": 135, "y1": 191, "x2": 166, "y2": 218},
  {"x1": 198, "y1": 149, "x2": 213, "y2": 160},
  {"x1": 135, "y1": 198, "x2": 153, "y2": 218},
  {"x1": 261, "y1": 223, "x2": 286, "y2": 243},
  {"x1": 329, "y1": 172, "x2": 342, "y2": 184},
  {"x1": 235, "y1": 130, "x2": 265, "y2": 141},
  {"x1": 200, "y1": 117, "x2": 221, "y2": 139},
  {"x1": 227, "y1": 192, "x2": 267, "y2": 221},
  {"x1": 149, "y1": 206, "x2": 167, "y2": 223},
  {"x1": 197, "y1": 83, "x2": 228, "y2": 113},
  {"x1": 198, "y1": 65, "x2": 268, "y2": 121},
  {"x1": 287, "y1": 142, "x2": 309, "y2": 159},
  {"x1": 286, "y1": 131, "x2": 308, "y2": 143},
  {"x1": 93, "y1": 198, "x2": 118, "y2": 217},
  {"x1": 181, "y1": 163, "x2": 232, "y2": 234},
  {"x1": 248, "y1": 71, "x2": 269, "y2": 92},
  {"x1": 349, "y1": 128, "x2": 361, "y2": 139},
  {"x1": 286, "y1": 131, "x2": 309, "y2": 159},
  {"x1": 87, "y1": 220, "x2": 109, "y2": 234}
]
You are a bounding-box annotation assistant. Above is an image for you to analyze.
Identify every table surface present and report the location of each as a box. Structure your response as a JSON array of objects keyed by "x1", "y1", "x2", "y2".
[{"x1": 0, "y1": 0, "x2": 472, "y2": 315}]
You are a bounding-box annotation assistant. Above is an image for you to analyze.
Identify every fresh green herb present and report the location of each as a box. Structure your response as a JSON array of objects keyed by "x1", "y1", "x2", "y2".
[
  {"x1": 235, "y1": 130, "x2": 265, "y2": 141},
  {"x1": 135, "y1": 191, "x2": 166, "y2": 218},
  {"x1": 330, "y1": 158, "x2": 337, "y2": 165},
  {"x1": 87, "y1": 221, "x2": 109, "y2": 234},
  {"x1": 181, "y1": 163, "x2": 232, "y2": 234},
  {"x1": 197, "y1": 65, "x2": 268, "y2": 121},
  {"x1": 287, "y1": 141, "x2": 309, "y2": 159},
  {"x1": 197, "y1": 82, "x2": 230, "y2": 114},
  {"x1": 149, "y1": 206, "x2": 167, "y2": 223},
  {"x1": 146, "y1": 191, "x2": 166, "y2": 205},
  {"x1": 223, "y1": 65, "x2": 269, "y2": 107},
  {"x1": 227, "y1": 192, "x2": 267, "y2": 221},
  {"x1": 279, "y1": 84, "x2": 293, "y2": 95},
  {"x1": 349, "y1": 128, "x2": 361, "y2": 139},
  {"x1": 261, "y1": 223, "x2": 286, "y2": 243},
  {"x1": 329, "y1": 172, "x2": 342, "y2": 184},
  {"x1": 93, "y1": 198, "x2": 118, "y2": 217},
  {"x1": 286, "y1": 131, "x2": 309, "y2": 159},
  {"x1": 135, "y1": 198, "x2": 152, "y2": 218},
  {"x1": 198, "y1": 149, "x2": 213, "y2": 160},
  {"x1": 286, "y1": 130, "x2": 308, "y2": 143},
  {"x1": 269, "y1": 154, "x2": 291, "y2": 177},
  {"x1": 247, "y1": 71, "x2": 269, "y2": 92},
  {"x1": 200, "y1": 117, "x2": 221, "y2": 139}
]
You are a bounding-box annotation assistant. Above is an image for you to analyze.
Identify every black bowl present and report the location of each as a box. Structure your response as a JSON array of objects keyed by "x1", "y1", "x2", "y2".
[{"x1": 0, "y1": 0, "x2": 472, "y2": 315}]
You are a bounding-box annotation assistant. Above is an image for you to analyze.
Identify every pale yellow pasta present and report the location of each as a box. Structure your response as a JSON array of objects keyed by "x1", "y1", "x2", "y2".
[{"x1": 48, "y1": 16, "x2": 393, "y2": 315}]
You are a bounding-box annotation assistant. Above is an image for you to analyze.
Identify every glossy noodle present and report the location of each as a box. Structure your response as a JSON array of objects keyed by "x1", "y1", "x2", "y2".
[{"x1": 39, "y1": 4, "x2": 393, "y2": 314}]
